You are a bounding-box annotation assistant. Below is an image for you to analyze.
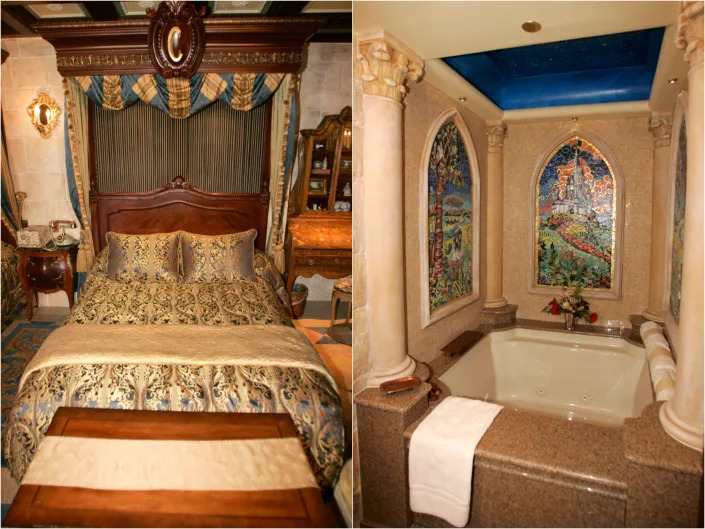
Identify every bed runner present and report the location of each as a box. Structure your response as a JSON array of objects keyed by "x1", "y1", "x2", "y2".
[{"x1": 20, "y1": 323, "x2": 337, "y2": 392}]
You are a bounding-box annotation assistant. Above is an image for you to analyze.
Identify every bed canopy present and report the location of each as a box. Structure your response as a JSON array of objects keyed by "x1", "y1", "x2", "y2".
[{"x1": 33, "y1": 1, "x2": 323, "y2": 276}]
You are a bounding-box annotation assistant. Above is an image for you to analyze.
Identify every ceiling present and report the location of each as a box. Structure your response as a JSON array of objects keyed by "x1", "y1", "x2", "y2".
[
  {"x1": 1, "y1": 1, "x2": 351, "y2": 41},
  {"x1": 354, "y1": 1, "x2": 687, "y2": 119},
  {"x1": 443, "y1": 27, "x2": 665, "y2": 110}
]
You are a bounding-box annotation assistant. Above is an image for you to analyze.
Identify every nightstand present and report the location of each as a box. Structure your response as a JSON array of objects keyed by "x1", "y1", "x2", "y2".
[{"x1": 17, "y1": 244, "x2": 78, "y2": 320}]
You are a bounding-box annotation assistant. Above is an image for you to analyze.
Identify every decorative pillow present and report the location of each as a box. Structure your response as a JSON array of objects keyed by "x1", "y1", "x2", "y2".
[
  {"x1": 180, "y1": 230, "x2": 257, "y2": 283},
  {"x1": 106, "y1": 232, "x2": 180, "y2": 283}
]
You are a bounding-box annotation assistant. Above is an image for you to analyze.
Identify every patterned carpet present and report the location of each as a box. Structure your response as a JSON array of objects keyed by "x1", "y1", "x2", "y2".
[
  {"x1": 0, "y1": 317, "x2": 351, "y2": 523},
  {"x1": 1, "y1": 319, "x2": 61, "y2": 524}
]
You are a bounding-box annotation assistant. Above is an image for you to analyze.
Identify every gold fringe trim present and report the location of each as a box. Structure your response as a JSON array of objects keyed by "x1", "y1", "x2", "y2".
[
  {"x1": 64, "y1": 77, "x2": 95, "y2": 273},
  {"x1": 1, "y1": 211, "x2": 17, "y2": 238},
  {"x1": 267, "y1": 74, "x2": 298, "y2": 270}
]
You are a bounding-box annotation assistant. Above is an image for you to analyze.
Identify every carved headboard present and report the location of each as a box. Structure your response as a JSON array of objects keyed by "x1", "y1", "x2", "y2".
[{"x1": 91, "y1": 176, "x2": 269, "y2": 251}]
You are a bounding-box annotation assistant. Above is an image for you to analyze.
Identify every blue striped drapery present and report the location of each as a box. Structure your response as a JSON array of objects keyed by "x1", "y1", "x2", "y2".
[{"x1": 75, "y1": 73, "x2": 284, "y2": 119}]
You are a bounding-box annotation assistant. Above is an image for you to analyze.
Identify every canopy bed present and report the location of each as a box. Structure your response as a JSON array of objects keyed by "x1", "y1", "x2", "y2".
[{"x1": 3, "y1": 1, "x2": 346, "y2": 500}]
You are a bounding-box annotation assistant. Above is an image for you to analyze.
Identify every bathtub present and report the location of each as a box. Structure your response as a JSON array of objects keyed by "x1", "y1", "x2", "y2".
[{"x1": 438, "y1": 327, "x2": 654, "y2": 426}]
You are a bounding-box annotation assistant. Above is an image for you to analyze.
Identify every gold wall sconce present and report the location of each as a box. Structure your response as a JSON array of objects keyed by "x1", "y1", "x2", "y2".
[{"x1": 27, "y1": 92, "x2": 60, "y2": 138}]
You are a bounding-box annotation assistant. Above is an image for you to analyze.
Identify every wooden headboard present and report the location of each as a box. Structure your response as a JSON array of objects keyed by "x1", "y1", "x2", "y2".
[{"x1": 90, "y1": 176, "x2": 269, "y2": 251}]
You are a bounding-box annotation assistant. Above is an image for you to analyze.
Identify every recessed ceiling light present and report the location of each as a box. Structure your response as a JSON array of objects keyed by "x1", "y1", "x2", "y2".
[
  {"x1": 522, "y1": 21, "x2": 542, "y2": 33},
  {"x1": 458, "y1": 96, "x2": 467, "y2": 102},
  {"x1": 668, "y1": 77, "x2": 678, "y2": 84}
]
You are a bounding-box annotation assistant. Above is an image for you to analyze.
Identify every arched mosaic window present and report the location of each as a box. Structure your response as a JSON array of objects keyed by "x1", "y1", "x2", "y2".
[
  {"x1": 420, "y1": 109, "x2": 480, "y2": 327},
  {"x1": 532, "y1": 135, "x2": 622, "y2": 297},
  {"x1": 667, "y1": 95, "x2": 688, "y2": 327}
]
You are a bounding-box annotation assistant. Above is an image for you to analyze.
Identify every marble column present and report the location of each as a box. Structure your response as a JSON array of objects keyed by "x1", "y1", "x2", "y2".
[
  {"x1": 356, "y1": 33, "x2": 423, "y2": 387},
  {"x1": 660, "y1": 1, "x2": 704, "y2": 451},
  {"x1": 484, "y1": 122, "x2": 508, "y2": 308},
  {"x1": 642, "y1": 112, "x2": 672, "y2": 322}
]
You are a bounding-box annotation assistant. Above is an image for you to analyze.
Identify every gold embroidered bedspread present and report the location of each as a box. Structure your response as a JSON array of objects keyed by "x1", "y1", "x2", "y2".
[{"x1": 5, "y1": 251, "x2": 344, "y2": 493}]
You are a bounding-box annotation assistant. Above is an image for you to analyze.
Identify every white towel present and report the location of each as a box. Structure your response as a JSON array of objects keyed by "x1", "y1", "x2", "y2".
[{"x1": 409, "y1": 396, "x2": 503, "y2": 527}]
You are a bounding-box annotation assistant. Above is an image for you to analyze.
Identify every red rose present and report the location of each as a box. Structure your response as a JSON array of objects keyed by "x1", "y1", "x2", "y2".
[
  {"x1": 551, "y1": 303, "x2": 561, "y2": 316},
  {"x1": 589, "y1": 313, "x2": 598, "y2": 323}
]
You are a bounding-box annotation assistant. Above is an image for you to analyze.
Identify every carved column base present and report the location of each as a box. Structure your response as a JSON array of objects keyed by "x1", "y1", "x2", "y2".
[
  {"x1": 641, "y1": 307, "x2": 665, "y2": 323},
  {"x1": 367, "y1": 355, "x2": 416, "y2": 387},
  {"x1": 484, "y1": 296, "x2": 508, "y2": 309},
  {"x1": 481, "y1": 304, "x2": 518, "y2": 326},
  {"x1": 659, "y1": 400, "x2": 704, "y2": 451}
]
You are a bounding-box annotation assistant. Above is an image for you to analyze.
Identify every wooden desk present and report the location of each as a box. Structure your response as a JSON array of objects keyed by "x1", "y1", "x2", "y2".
[
  {"x1": 286, "y1": 217, "x2": 351, "y2": 296},
  {"x1": 5, "y1": 408, "x2": 333, "y2": 528}
]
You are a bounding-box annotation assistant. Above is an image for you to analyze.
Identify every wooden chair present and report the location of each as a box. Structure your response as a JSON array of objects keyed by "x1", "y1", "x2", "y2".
[{"x1": 328, "y1": 275, "x2": 352, "y2": 333}]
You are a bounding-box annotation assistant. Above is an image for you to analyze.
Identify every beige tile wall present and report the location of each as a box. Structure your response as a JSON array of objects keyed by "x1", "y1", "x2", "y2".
[
  {"x1": 403, "y1": 80, "x2": 488, "y2": 364},
  {"x1": 503, "y1": 117, "x2": 653, "y2": 326},
  {"x1": 1, "y1": 37, "x2": 77, "y2": 307}
]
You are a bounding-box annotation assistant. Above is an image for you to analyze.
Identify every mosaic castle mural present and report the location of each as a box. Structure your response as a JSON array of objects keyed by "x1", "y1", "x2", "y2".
[
  {"x1": 428, "y1": 121, "x2": 473, "y2": 312},
  {"x1": 669, "y1": 118, "x2": 687, "y2": 323},
  {"x1": 535, "y1": 137, "x2": 616, "y2": 291}
]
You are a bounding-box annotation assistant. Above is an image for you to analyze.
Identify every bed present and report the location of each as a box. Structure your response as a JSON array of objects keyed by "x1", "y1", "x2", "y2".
[
  {"x1": 4, "y1": 180, "x2": 345, "y2": 495},
  {"x1": 1, "y1": 240, "x2": 24, "y2": 331}
]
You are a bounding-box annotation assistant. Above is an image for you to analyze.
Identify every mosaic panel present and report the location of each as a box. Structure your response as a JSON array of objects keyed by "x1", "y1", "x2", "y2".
[
  {"x1": 535, "y1": 136, "x2": 616, "y2": 291},
  {"x1": 428, "y1": 121, "x2": 473, "y2": 312},
  {"x1": 669, "y1": 118, "x2": 687, "y2": 323}
]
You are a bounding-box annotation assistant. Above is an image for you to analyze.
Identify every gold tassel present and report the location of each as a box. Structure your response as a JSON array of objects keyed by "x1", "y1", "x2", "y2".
[
  {"x1": 273, "y1": 242, "x2": 286, "y2": 274},
  {"x1": 75, "y1": 230, "x2": 93, "y2": 273}
]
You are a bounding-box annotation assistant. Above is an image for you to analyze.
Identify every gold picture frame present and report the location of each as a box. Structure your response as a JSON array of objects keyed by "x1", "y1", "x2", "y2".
[
  {"x1": 308, "y1": 177, "x2": 328, "y2": 196},
  {"x1": 27, "y1": 92, "x2": 61, "y2": 138}
]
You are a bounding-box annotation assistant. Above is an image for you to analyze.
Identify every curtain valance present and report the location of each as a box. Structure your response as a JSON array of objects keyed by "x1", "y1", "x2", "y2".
[{"x1": 74, "y1": 73, "x2": 285, "y2": 119}]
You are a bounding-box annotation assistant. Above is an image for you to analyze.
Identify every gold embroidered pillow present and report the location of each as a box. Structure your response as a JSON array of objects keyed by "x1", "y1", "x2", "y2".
[
  {"x1": 106, "y1": 232, "x2": 180, "y2": 283},
  {"x1": 180, "y1": 230, "x2": 257, "y2": 283}
]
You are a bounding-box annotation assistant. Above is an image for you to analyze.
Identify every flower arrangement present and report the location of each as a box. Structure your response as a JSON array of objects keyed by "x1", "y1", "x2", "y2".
[{"x1": 543, "y1": 285, "x2": 598, "y2": 328}]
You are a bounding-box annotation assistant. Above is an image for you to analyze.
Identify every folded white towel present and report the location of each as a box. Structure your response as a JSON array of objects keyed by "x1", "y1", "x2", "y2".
[{"x1": 409, "y1": 396, "x2": 503, "y2": 527}]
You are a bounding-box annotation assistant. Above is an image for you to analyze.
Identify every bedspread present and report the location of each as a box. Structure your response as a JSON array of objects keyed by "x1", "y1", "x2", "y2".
[{"x1": 5, "y1": 324, "x2": 345, "y2": 492}]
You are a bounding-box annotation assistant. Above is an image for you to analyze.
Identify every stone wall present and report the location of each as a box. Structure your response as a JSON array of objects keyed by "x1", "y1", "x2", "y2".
[
  {"x1": 1, "y1": 37, "x2": 77, "y2": 307},
  {"x1": 503, "y1": 117, "x2": 653, "y2": 326}
]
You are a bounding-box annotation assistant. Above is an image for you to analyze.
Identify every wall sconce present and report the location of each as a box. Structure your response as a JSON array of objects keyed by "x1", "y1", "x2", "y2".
[{"x1": 27, "y1": 92, "x2": 60, "y2": 138}]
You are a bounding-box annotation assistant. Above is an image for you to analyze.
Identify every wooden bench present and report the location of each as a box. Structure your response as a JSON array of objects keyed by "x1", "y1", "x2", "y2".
[{"x1": 5, "y1": 407, "x2": 334, "y2": 527}]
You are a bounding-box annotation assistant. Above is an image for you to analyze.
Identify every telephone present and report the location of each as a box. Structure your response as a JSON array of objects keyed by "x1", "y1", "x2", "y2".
[{"x1": 49, "y1": 220, "x2": 78, "y2": 248}]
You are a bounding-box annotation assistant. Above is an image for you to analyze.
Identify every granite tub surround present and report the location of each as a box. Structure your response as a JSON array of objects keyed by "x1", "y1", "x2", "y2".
[
  {"x1": 357, "y1": 319, "x2": 702, "y2": 527},
  {"x1": 623, "y1": 402, "x2": 704, "y2": 527},
  {"x1": 356, "y1": 366, "x2": 431, "y2": 527}
]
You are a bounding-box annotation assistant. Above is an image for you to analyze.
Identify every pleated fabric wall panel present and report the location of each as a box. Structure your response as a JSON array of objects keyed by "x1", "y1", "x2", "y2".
[{"x1": 93, "y1": 101, "x2": 266, "y2": 193}]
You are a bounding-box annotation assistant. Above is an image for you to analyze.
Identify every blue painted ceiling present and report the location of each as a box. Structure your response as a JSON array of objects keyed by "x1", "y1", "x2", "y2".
[{"x1": 443, "y1": 27, "x2": 665, "y2": 110}]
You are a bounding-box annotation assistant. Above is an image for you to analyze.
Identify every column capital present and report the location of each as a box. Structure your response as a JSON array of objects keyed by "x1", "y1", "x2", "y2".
[
  {"x1": 486, "y1": 122, "x2": 507, "y2": 153},
  {"x1": 676, "y1": 1, "x2": 704, "y2": 65},
  {"x1": 649, "y1": 112, "x2": 673, "y2": 148},
  {"x1": 355, "y1": 31, "x2": 424, "y2": 102}
]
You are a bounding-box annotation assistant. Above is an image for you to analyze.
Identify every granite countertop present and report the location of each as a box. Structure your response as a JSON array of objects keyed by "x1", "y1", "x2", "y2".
[{"x1": 623, "y1": 401, "x2": 703, "y2": 475}]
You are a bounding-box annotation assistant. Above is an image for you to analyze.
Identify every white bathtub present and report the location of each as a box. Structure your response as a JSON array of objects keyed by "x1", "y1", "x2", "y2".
[{"x1": 439, "y1": 328, "x2": 654, "y2": 426}]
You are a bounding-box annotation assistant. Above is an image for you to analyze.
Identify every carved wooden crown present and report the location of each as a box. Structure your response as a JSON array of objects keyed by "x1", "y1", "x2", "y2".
[{"x1": 148, "y1": 1, "x2": 206, "y2": 79}]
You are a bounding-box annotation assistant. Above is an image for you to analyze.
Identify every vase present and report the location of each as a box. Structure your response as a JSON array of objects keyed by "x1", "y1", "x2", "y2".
[{"x1": 564, "y1": 313, "x2": 575, "y2": 330}]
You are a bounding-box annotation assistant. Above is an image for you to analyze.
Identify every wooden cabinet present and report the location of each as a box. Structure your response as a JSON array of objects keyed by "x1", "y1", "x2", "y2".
[
  {"x1": 286, "y1": 107, "x2": 352, "y2": 295},
  {"x1": 18, "y1": 244, "x2": 78, "y2": 320},
  {"x1": 290, "y1": 106, "x2": 352, "y2": 217}
]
